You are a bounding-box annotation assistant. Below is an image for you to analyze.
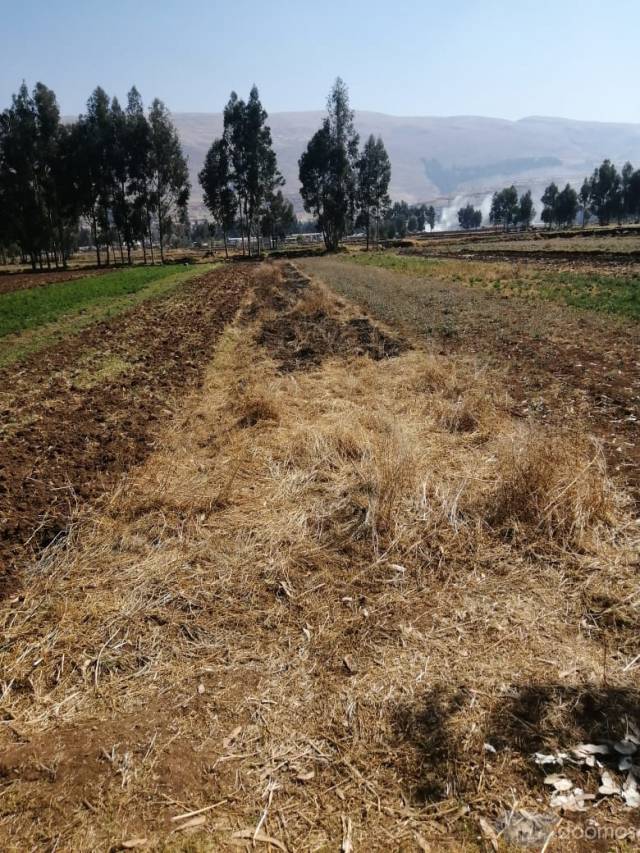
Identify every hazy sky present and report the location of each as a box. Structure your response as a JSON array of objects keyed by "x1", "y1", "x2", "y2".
[{"x1": 2, "y1": 0, "x2": 639, "y2": 122}]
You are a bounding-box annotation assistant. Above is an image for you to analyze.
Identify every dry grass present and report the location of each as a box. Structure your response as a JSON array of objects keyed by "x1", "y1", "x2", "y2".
[{"x1": 0, "y1": 264, "x2": 638, "y2": 851}]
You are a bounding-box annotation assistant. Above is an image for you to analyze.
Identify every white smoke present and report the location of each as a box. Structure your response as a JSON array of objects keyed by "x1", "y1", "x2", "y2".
[
  {"x1": 433, "y1": 188, "x2": 546, "y2": 231},
  {"x1": 433, "y1": 193, "x2": 494, "y2": 232}
]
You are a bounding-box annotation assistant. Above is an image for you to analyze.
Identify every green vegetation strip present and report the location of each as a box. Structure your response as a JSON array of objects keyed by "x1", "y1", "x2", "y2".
[
  {"x1": 0, "y1": 264, "x2": 215, "y2": 367},
  {"x1": 0, "y1": 265, "x2": 202, "y2": 337},
  {"x1": 344, "y1": 253, "x2": 640, "y2": 320}
]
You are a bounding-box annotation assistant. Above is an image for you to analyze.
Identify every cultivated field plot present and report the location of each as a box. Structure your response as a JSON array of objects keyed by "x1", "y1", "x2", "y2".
[
  {"x1": 0, "y1": 264, "x2": 250, "y2": 587},
  {"x1": 0, "y1": 261, "x2": 638, "y2": 850},
  {"x1": 301, "y1": 254, "x2": 640, "y2": 498},
  {"x1": 410, "y1": 227, "x2": 640, "y2": 266},
  {"x1": 0, "y1": 268, "x2": 110, "y2": 297}
]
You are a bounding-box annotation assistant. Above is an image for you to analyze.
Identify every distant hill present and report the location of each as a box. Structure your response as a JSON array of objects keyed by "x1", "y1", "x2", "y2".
[{"x1": 115, "y1": 111, "x2": 640, "y2": 217}]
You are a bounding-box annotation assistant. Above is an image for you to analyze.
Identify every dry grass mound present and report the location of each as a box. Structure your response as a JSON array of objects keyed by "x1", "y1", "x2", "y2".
[{"x1": 0, "y1": 263, "x2": 637, "y2": 851}]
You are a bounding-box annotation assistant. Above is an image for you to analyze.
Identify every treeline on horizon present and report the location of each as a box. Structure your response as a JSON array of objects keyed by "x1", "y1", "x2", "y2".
[
  {"x1": 458, "y1": 160, "x2": 640, "y2": 231},
  {"x1": 2, "y1": 76, "x2": 640, "y2": 269}
]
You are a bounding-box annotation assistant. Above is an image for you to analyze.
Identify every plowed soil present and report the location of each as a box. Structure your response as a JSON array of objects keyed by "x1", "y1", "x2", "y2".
[{"x1": 0, "y1": 265, "x2": 251, "y2": 591}]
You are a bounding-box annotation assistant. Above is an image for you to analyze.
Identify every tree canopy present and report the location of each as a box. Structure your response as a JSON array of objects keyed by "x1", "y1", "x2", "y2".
[
  {"x1": 0, "y1": 80, "x2": 190, "y2": 268},
  {"x1": 457, "y1": 203, "x2": 482, "y2": 230},
  {"x1": 299, "y1": 78, "x2": 360, "y2": 251}
]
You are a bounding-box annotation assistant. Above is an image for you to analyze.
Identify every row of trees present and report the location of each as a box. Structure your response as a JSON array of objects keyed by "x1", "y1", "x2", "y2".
[
  {"x1": 478, "y1": 159, "x2": 640, "y2": 233},
  {"x1": 540, "y1": 183, "x2": 580, "y2": 228},
  {"x1": 0, "y1": 82, "x2": 190, "y2": 268},
  {"x1": 540, "y1": 160, "x2": 640, "y2": 229},
  {"x1": 378, "y1": 201, "x2": 436, "y2": 239},
  {"x1": 489, "y1": 187, "x2": 535, "y2": 230}
]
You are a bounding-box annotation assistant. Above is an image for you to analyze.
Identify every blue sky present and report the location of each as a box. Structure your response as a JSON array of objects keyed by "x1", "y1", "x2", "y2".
[{"x1": 2, "y1": 0, "x2": 639, "y2": 122}]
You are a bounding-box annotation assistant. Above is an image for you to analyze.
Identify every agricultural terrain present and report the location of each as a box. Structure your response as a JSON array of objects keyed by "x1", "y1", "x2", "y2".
[{"x1": 0, "y1": 251, "x2": 638, "y2": 850}]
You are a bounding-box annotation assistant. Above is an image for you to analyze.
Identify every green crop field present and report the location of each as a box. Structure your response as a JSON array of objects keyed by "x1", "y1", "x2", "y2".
[
  {"x1": 0, "y1": 265, "x2": 208, "y2": 338},
  {"x1": 0, "y1": 264, "x2": 213, "y2": 366}
]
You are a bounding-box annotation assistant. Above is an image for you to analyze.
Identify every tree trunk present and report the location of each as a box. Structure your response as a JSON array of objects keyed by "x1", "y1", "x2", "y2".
[
  {"x1": 146, "y1": 210, "x2": 156, "y2": 265},
  {"x1": 223, "y1": 231, "x2": 228, "y2": 259},
  {"x1": 158, "y1": 211, "x2": 165, "y2": 263},
  {"x1": 92, "y1": 215, "x2": 101, "y2": 267}
]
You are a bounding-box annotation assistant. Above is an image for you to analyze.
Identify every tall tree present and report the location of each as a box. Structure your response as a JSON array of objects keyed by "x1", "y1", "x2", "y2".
[
  {"x1": 356, "y1": 134, "x2": 391, "y2": 249},
  {"x1": 0, "y1": 83, "x2": 46, "y2": 269},
  {"x1": 627, "y1": 168, "x2": 640, "y2": 222},
  {"x1": 299, "y1": 78, "x2": 359, "y2": 251},
  {"x1": 517, "y1": 190, "x2": 535, "y2": 227},
  {"x1": 110, "y1": 96, "x2": 130, "y2": 264},
  {"x1": 555, "y1": 184, "x2": 579, "y2": 227},
  {"x1": 221, "y1": 87, "x2": 282, "y2": 256},
  {"x1": 425, "y1": 205, "x2": 436, "y2": 231},
  {"x1": 541, "y1": 182, "x2": 559, "y2": 228},
  {"x1": 620, "y1": 161, "x2": 640, "y2": 222},
  {"x1": 244, "y1": 86, "x2": 283, "y2": 254},
  {"x1": 588, "y1": 159, "x2": 622, "y2": 226},
  {"x1": 458, "y1": 203, "x2": 482, "y2": 230},
  {"x1": 489, "y1": 185, "x2": 519, "y2": 230},
  {"x1": 125, "y1": 86, "x2": 152, "y2": 264},
  {"x1": 148, "y1": 98, "x2": 190, "y2": 262},
  {"x1": 223, "y1": 91, "x2": 248, "y2": 253},
  {"x1": 198, "y1": 137, "x2": 237, "y2": 257},
  {"x1": 261, "y1": 190, "x2": 295, "y2": 249},
  {"x1": 579, "y1": 178, "x2": 591, "y2": 226},
  {"x1": 76, "y1": 86, "x2": 113, "y2": 266}
]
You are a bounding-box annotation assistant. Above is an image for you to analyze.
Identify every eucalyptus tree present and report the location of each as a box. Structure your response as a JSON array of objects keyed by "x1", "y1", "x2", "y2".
[
  {"x1": 125, "y1": 87, "x2": 153, "y2": 262},
  {"x1": 579, "y1": 178, "x2": 591, "y2": 226},
  {"x1": 261, "y1": 190, "x2": 295, "y2": 249},
  {"x1": 244, "y1": 86, "x2": 283, "y2": 253},
  {"x1": 221, "y1": 86, "x2": 282, "y2": 255},
  {"x1": 555, "y1": 184, "x2": 579, "y2": 227},
  {"x1": 299, "y1": 78, "x2": 360, "y2": 250},
  {"x1": 356, "y1": 134, "x2": 391, "y2": 249},
  {"x1": 425, "y1": 205, "x2": 436, "y2": 231},
  {"x1": 75, "y1": 87, "x2": 114, "y2": 265},
  {"x1": 588, "y1": 160, "x2": 622, "y2": 225},
  {"x1": 489, "y1": 185, "x2": 519, "y2": 230},
  {"x1": 198, "y1": 137, "x2": 237, "y2": 257},
  {"x1": 0, "y1": 83, "x2": 46, "y2": 268},
  {"x1": 457, "y1": 203, "x2": 482, "y2": 230},
  {"x1": 0, "y1": 81, "x2": 79, "y2": 269},
  {"x1": 148, "y1": 98, "x2": 190, "y2": 262}
]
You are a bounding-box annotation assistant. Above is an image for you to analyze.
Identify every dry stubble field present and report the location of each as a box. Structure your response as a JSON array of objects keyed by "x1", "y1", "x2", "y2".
[{"x1": 0, "y1": 258, "x2": 639, "y2": 851}]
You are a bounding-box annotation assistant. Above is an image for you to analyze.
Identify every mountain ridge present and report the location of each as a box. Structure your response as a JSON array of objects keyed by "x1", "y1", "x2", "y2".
[{"x1": 63, "y1": 110, "x2": 640, "y2": 216}]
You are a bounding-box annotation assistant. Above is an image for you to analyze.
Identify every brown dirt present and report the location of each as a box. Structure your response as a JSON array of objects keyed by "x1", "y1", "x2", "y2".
[
  {"x1": 0, "y1": 267, "x2": 110, "y2": 295},
  {"x1": 298, "y1": 256, "x2": 640, "y2": 501},
  {"x1": 0, "y1": 265, "x2": 251, "y2": 591}
]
